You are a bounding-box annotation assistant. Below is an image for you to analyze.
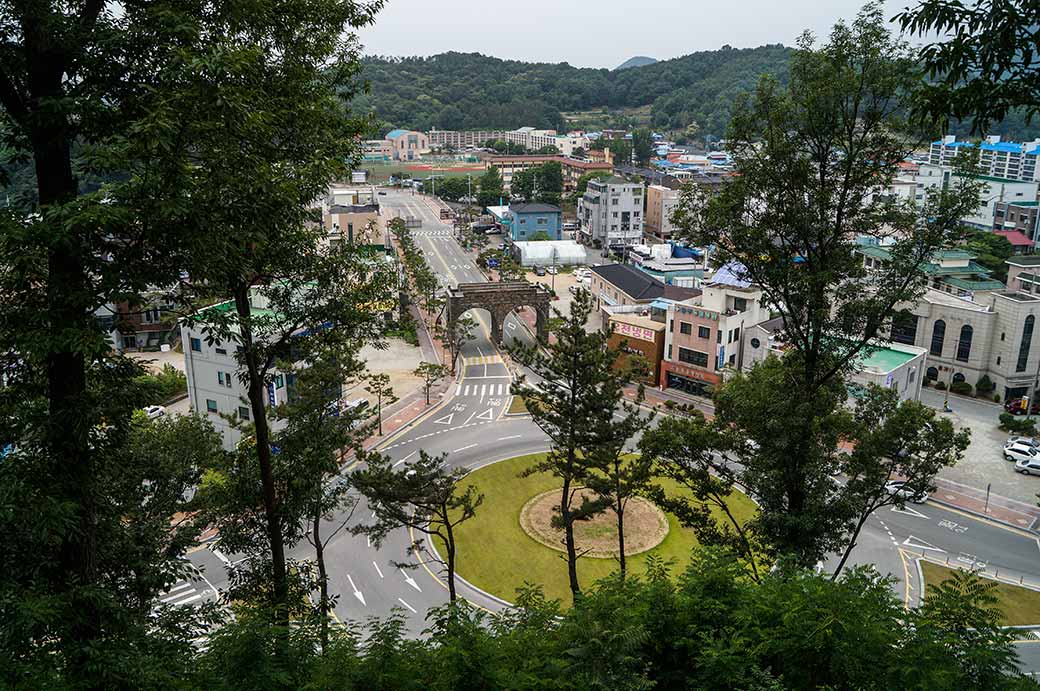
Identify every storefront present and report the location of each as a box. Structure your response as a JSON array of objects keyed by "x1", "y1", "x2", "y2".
[{"x1": 660, "y1": 360, "x2": 722, "y2": 397}]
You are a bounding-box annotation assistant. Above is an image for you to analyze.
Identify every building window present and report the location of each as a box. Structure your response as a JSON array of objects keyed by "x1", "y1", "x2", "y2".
[
  {"x1": 276, "y1": 374, "x2": 284, "y2": 389},
  {"x1": 238, "y1": 406, "x2": 250, "y2": 421},
  {"x1": 733, "y1": 297, "x2": 748, "y2": 312},
  {"x1": 929, "y1": 320, "x2": 945, "y2": 356},
  {"x1": 926, "y1": 366, "x2": 938, "y2": 381},
  {"x1": 890, "y1": 310, "x2": 918, "y2": 346},
  {"x1": 952, "y1": 372, "x2": 966, "y2": 384},
  {"x1": 717, "y1": 330, "x2": 722, "y2": 343},
  {"x1": 679, "y1": 322, "x2": 692, "y2": 335},
  {"x1": 1017, "y1": 315, "x2": 1035, "y2": 372},
  {"x1": 190, "y1": 337, "x2": 202, "y2": 352},
  {"x1": 698, "y1": 326, "x2": 711, "y2": 339},
  {"x1": 215, "y1": 347, "x2": 227, "y2": 356},
  {"x1": 956, "y1": 325, "x2": 973, "y2": 362},
  {"x1": 206, "y1": 399, "x2": 218, "y2": 413},
  {"x1": 677, "y1": 347, "x2": 709, "y2": 367},
  {"x1": 217, "y1": 371, "x2": 224, "y2": 386},
  {"x1": 667, "y1": 345, "x2": 672, "y2": 359},
  {"x1": 750, "y1": 337, "x2": 761, "y2": 349}
]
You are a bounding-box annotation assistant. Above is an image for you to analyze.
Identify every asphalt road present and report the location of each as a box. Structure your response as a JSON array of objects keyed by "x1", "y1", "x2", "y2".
[{"x1": 177, "y1": 187, "x2": 1040, "y2": 668}]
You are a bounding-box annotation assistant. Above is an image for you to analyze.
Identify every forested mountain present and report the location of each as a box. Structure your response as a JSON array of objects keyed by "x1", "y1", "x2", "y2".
[
  {"x1": 352, "y1": 46, "x2": 794, "y2": 138},
  {"x1": 615, "y1": 55, "x2": 657, "y2": 70}
]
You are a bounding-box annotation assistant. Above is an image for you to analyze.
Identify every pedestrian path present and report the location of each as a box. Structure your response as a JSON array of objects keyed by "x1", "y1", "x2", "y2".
[
  {"x1": 455, "y1": 382, "x2": 510, "y2": 398},
  {"x1": 410, "y1": 228, "x2": 454, "y2": 237},
  {"x1": 462, "y1": 355, "x2": 503, "y2": 366}
]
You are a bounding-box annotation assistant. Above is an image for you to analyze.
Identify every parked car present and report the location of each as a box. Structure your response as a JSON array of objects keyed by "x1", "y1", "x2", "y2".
[
  {"x1": 546, "y1": 265, "x2": 558, "y2": 275},
  {"x1": 884, "y1": 480, "x2": 929, "y2": 504},
  {"x1": 533, "y1": 265, "x2": 546, "y2": 276},
  {"x1": 1004, "y1": 398, "x2": 1040, "y2": 415},
  {"x1": 1004, "y1": 442, "x2": 1040, "y2": 463},
  {"x1": 1008, "y1": 436, "x2": 1040, "y2": 449},
  {"x1": 1016, "y1": 457, "x2": 1040, "y2": 475},
  {"x1": 143, "y1": 405, "x2": 166, "y2": 420},
  {"x1": 377, "y1": 191, "x2": 386, "y2": 196}
]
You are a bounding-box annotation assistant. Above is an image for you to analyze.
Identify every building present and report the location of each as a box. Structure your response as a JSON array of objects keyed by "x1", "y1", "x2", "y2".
[
  {"x1": 995, "y1": 200, "x2": 1040, "y2": 242},
  {"x1": 742, "y1": 318, "x2": 927, "y2": 402},
  {"x1": 994, "y1": 230, "x2": 1035, "y2": 255},
  {"x1": 97, "y1": 291, "x2": 179, "y2": 352},
  {"x1": 385, "y1": 129, "x2": 430, "y2": 161},
  {"x1": 644, "y1": 184, "x2": 680, "y2": 242},
  {"x1": 362, "y1": 139, "x2": 393, "y2": 161},
  {"x1": 857, "y1": 245, "x2": 1005, "y2": 298},
  {"x1": 659, "y1": 263, "x2": 768, "y2": 396},
  {"x1": 321, "y1": 185, "x2": 384, "y2": 248},
  {"x1": 182, "y1": 293, "x2": 297, "y2": 450},
  {"x1": 606, "y1": 311, "x2": 666, "y2": 384},
  {"x1": 578, "y1": 176, "x2": 645, "y2": 249},
  {"x1": 915, "y1": 163, "x2": 1039, "y2": 230},
  {"x1": 508, "y1": 202, "x2": 563, "y2": 241},
  {"x1": 484, "y1": 154, "x2": 612, "y2": 191},
  {"x1": 929, "y1": 135, "x2": 1040, "y2": 183},
  {"x1": 427, "y1": 129, "x2": 508, "y2": 150},
  {"x1": 588, "y1": 263, "x2": 700, "y2": 315}
]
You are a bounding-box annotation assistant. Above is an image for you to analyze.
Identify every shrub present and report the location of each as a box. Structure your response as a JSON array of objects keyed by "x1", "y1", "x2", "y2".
[
  {"x1": 999, "y1": 412, "x2": 1037, "y2": 435},
  {"x1": 133, "y1": 364, "x2": 187, "y2": 405},
  {"x1": 934, "y1": 381, "x2": 947, "y2": 391},
  {"x1": 976, "y1": 375, "x2": 995, "y2": 395},
  {"x1": 949, "y1": 381, "x2": 973, "y2": 396},
  {"x1": 994, "y1": 393, "x2": 1001, "y2": 403}
]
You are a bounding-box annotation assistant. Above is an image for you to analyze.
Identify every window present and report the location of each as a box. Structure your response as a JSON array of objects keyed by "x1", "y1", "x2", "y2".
[
  {"x1": 667, "y1": 345, "x2": 672, "y2": 359},
  {"x1": 929, "y1": 320, "x2": 945, "y2": 356},
  {"x1": 952, "y1": 372, "x2": 966, "y2": 384},
  {"x1": 190, "y1": 337, "x2": 201, "y2": 352},
  {"x1": 926, "y1": 366, "x2": 938, "y2": 381},
  {"x1": 750, "y1": 337, "x2": 761, "y2": 349},
  {"x1": 677, "y1": 347, "x2": 709, "y2": 367},
  {"x1": 997, "y1": 356, "x2": 1002, "y2": 366},
  {"x1": 1017, "y1": 315, "x2": 1035, "y2": 372},
  {"x1": 729, "y1": 353, "x2": 736, "y2": 366},
  {"x1": 698, "y1": 326, "x2": 711, "y2": 339},
  {"x1": 238, "y1": 406, "x2": 250, "y2": 421},
  {"x1": 206, "y1": 399, "x2": 218, "y2": 413},
  {"x1": 956, "y1": 325, "x2": 973, "y2": 362},
  {"x1": 536, "y1": 217, "x2": 547, "y2": 225},
  {"x1": 215, "y1": 347, "x2": 227, "y2": 356},
  {"x1": 717, "y1": 330, "x2": 722, "y2": 343},
  {"x1": 733, "y1": 297, "x2": 748, "y2": 312},
  {"x1": 276, "y1": 374, "x2": 284, "y2": 389},
  {"x1": 217, "y1": 371, "x2": 224, "y2": 386},
  {"x1": 612, "y1": 198, "x2": 619, "y2": 205},
  {"x1": 890, "y1": 310, "x2": 918, "y2": 346},
  {"x1": 679, "y1": 322, "x2": 692, "y2": 335}
]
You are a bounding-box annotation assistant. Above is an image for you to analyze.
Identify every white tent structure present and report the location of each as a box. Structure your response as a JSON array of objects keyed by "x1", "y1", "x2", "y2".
[{"x1": 512, "y1": 240, "x2": 587, "y2": 267}]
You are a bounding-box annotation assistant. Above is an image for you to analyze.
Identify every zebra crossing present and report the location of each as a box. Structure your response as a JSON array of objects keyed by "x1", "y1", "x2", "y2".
[
  {"x1": 462, "y1": 355, "x2": 503, "y2": 366},
  {"x1": 410, "y1": 228, "x2": 454, "y2": 237},
  {"x1": 455, "y1": 382, "x2": 510, "y2": 398},
  {"x1": 157, "y1": 578, "x2": 207, "y2": 607}
]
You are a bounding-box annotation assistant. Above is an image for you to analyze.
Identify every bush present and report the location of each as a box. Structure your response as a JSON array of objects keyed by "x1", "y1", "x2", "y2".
[
  {"x1": 133, "y1": 364, "x2": 187, "y2": 405},
  {"x1": 934, "y1": 381, "x2": 947, "y2": 391},
  {"x1": 949, "y1": 381, "x2": 973, "y2": 396},
  {"x1": 976, "y1": 375, "x2": 995, "y2": 395},
  {"x1": 999, "y1": 412, "x2": 1037, "y2": 435},
  {"x1": 994, "y1": 393, "x2": 1001, "y2": 403}
]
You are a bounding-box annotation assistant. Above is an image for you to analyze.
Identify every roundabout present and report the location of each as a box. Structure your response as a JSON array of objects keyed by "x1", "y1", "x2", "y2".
[{"x1": 437, "y1": 453, "x2": 757, "y2": 605}]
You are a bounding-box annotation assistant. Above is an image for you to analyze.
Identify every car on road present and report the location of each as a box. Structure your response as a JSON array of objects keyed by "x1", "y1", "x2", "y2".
[
  {"x1": 1016, "y1": 457, "x2": 1040, "y2": 475},
  {"x1": 533, "y1": 265, "x2": 546, "y2": 276},
  {"x1": 884, "y1": 480, "x2": 929, "y2": 504},
  {"x1": 1004, "y1": 442, "x2": 1040, "y2": 463},
  {"x1": 377, "y1": 191, "x2": 386, "y2": 196},
  {"x1": 574, "y1": 267, "x2": 590, "y2": 278},
  {"x1": 143, "y1": 405, "x2": 166, "y2": 419},
  {"x1": 1004, "y1": 398, "x2": 1040, "y2": 415}
]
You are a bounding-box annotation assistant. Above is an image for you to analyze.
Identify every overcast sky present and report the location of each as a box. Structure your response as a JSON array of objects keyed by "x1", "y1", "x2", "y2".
[{"x1": 359, "y1": 0, "x2": 911, "y2": 68}]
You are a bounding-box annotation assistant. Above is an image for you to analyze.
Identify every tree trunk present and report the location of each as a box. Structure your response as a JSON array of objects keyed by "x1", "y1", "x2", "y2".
[
  {"x1": 445, "y1": 521, "x2": 457, "y2": 603},
  {"x1": 831, "y1": 510, "x2": 872, "y2": 580},
  {"x1": 561, "y1": 472, "x2": 581, "y2": 601},
  {"x1": 312, "y1": 510, "x2": 329, "y2": 654},
  {"x1": 616, "y1": 502, "x2": 626, "y2": 579},
  {"x1": 234, "y1": 285, "x2": 289, "y2": 628}
]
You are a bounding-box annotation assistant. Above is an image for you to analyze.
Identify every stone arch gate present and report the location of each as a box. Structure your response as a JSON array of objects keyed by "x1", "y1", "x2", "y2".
[{"x1": 447, "y1": 282, "x2": 552, "y2": 346}]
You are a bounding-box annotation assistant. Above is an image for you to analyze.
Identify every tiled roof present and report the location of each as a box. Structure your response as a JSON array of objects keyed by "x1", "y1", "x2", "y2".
[
  {"x1": 1007, "y1": 256, "x2": 1040, "y2": 267},
  {"x1": 589, "y1": 263, "x2": 667, "y2": 301},
  {"x1": 942, "y1": 276, "x2": 1005, "y2": 291},
  {"x1": 509, "y1": 203, "x2": 562, "y2": 214},
  {"x1": 995, "y1": 230, "x2": 1034, "y2": 247}
]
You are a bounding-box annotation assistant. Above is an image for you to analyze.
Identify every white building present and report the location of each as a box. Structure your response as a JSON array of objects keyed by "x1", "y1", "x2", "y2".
[
  {"x1": 915, "y1": 163, "x2": 1039, "y2": 229},
  {"x1": 929, "y1": 135, "x2": 1040, "y2": 183},
  {"x1": 578, "y1": 176, "x2": 645, "y2": 249},
  {"x1": 182, "y1": 293, "x2": 296, "y2": 450}
]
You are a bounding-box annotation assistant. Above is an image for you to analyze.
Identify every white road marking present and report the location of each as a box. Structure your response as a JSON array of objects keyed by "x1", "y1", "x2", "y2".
[
  {"x1": 433, "y1": 413, "x2": 455, "y2": 425},
  {"x1": 475, "y1": 408, "x2": 495, "y2": 421},
  {"x1": 161, "y1": 588, "x2": 197, "y2": 603},
  {"x1": 366, "y1": 536, "x2": 371, "y2": 548},
  {"x1": 212, "y1": 549, "x2": 231, "y2": 565},
  {"x1": 902, "y1": 535, "x2": 946, "y2": 553},
  {"x1": 165, "y1": 581, "x2": 194, "y2": 595},
  {"x1": 347, "y1": 575, "x2": 366, "y2": 606},
  {"x1": 397, "y1": 597, "x2": 417, "y2": 613},
  {"x1": 392, "y1": 450, "x2": 418, "y2": 468},
  {"x1": 480, "y1": 384, "x2": 487, "y2": 398},
  {"x1": 174, "y1": 593, "x2": 203, "y2": 605},
  {"x1": 452, "y1": 444, "x2": 477, "y2": 453},
  {"x1": 455, "y1": 384, "x2": 462, "y2": 396},
  {"x1": 498, "y1": 435, "x2": 522, "y2": 440},
  {"x1": 373, "y1": 561, "x2": 384, "y2": 578},
  {"x1": 891, "y1": 505, "x2": 929, "y2": 519},
  {"x1": 401, "y1": 569, "x2": 423, "y2": 592}
]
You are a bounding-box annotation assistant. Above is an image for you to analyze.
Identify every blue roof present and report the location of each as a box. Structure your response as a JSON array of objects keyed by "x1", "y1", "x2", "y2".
[
  {"x1": 708, "y1": 261, "x2": 752, "y2": 289},
  {"x1": 385, "y1": 129, "x2": 410, "y2": 139},
  {"x1": 650, "y1": 299, "x2": 675, "y2": 310},
  {"x1": 935, "y1": 139, "x2": 1033, "y2": 155}
]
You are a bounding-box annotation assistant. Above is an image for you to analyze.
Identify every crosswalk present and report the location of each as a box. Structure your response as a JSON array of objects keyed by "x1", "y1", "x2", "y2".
[
  {"x1": 157, "y1": 578, "x2": 206, "y2": 607},
  {"x1": 455, "y1": 382, "x2": 510, "y2": 398},
  {"x1": 410, "y1": 228, "x2": 454, "y2": 237},
  {"x1": 462, "y1": 355, "x2": 503, "y2": 366}
]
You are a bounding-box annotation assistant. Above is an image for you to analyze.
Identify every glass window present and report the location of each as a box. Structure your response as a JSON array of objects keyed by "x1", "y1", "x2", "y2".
[
  {"x1": 238, "y1": 406, "x2": 250, "y2": 421},
  {"x1": 215, "y1": 347, "x2": 227, "y2": 355},
  {"x1": 217, "y1": 371, "x2": 224, "y2": 386},
  {"x1": 677, "y1": 347, "x2": 709, "y2": 367},
  {"x1": 750, "y1": 337, "x2": 761, "y2": 349},
  {"x1": 190, "y1": 337, "x2": 201, "y2": 352},
  {"x1": 276, "y1": 374, "x2": 284, "y2": 389},
  {"x1": 956, "y1": 325, "x2": 973, "y2": 362},
  {"x1": 1017, "y1": 315, "x2": 1035, "y2": 372},
  {"x1": 679, "y1": 322, "x2": 692, "y2": 335},
  {"x1": 698, "y1": 326, "x2": 711, "y2": 339},
  {"x1": 891, "y1": 310, "x2": 918, "y2": 346},
  {"x1": 929, "y1": 320, "x2": 945, "y2": 356},
  {"x1": 206, "y1": 399, "x2": 218, "y2": 413}
]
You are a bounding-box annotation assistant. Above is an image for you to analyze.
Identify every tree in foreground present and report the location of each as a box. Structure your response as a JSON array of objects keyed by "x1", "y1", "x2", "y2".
[
  {"x1": 352, "y1": 450, "x2": 483, "y2": 602},
  {"x1": 671, "y1": 4, "x2": 982, "y2": 568},
  {"x1": 511, "y1": 288, "x2": 645, "y2": 600}
]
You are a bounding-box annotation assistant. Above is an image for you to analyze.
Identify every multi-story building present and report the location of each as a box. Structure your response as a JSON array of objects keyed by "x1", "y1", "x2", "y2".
[
  {"x1": 508, "y1": 203, "x2": 563, "y2": 241},
  {"x1": 644, "y1": 184, "x2": 680, "y2": 243},
  {"x1": 385, "y1": 129, "x2": 430, "y2": 161},
  {"x1": 182, "y1": 292, "x2": 298, "y2": 450},
  {"x1": 320, "y1": 185, "x2": 384, "y2": 248},
  {"x1": 484, "y1": 155, "x2": 612, "y2": 191},
  {"x1": 362, "y1": 139, "x2": 393, "y2": 161},
  {"x1": 577, "y1": 176, "x2": 645, "y2": 249},
  {"x1": 995, "y1": 200, "x2": 1040, "y2": 242},
  {"x1": 606, "y1": 311, "x2": 667, "y2": 384},
  {"x1": 929, "y1": 135, "x2": 1040, "y2": 183},
  {"x1": 427, "y1": 129, "x2": 508, "y2": 150},
  {"x1": 915, "y1": 163, "x2": 1039, "y2": 229},
  {"x1": 659, "y1": 263, "x2": 768, "y2": 396},
  {"x1": 857, "y1": 245, "x2": 1005, "y2": 298},
  {"x1": 97, "y1": 291, "x2": 179, "y2": 352}
]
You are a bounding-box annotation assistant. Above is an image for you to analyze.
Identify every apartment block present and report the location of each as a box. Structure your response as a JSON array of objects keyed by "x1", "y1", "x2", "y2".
[
  {"x1": 428, "y1": 129, "x2": 508, "y2": 150},
  {"x1": 643, "y1": 184, "x2": 680, "y2": 243},
  {"x1": 578, "y1": 176, "x2": 645, "y2": 249},
  {"x1": 929, "y1": 135, "x2": 1040, "y2": 183},
  {"x1": 484, "y1": 154, "x2": 612, "y2": 191}
]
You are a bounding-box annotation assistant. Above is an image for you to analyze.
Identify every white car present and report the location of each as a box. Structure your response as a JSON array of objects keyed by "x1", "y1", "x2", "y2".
[
  {"x1": 143, "y1": 405, "x2": 166, "y2": 419},
  {"x1": 546, "y1": 265, "x2": 559, "y2": 275},
  {"x1": 1016, "y1": 457, "x2": 1040, "y2": 475},
  {"x1": 884, "y1": 480, "x2": 929, "y2": 504},
  {"x1": 1007, "y1": 436, "x2": 1040, "y2": 450},
  {"x1": 1004, "y1": 442, "x2": 1040, "y2": 463}
]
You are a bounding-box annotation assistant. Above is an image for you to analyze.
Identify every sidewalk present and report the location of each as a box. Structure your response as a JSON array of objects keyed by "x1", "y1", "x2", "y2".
[{"x1": 929, "y1": 477, "x2": 1040, "y2": 533}]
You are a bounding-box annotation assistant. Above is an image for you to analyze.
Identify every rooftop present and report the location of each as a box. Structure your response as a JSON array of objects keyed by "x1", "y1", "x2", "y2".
[
  {"x1": 995, "y1": 230, "x2": 1034, "y2": 247},
  {"x1": 1007, "y1": 256, "x2": 1040, "y2": 268},
  {"x1": 589, "y1": 263, "x2": 667, "y2": 301},
  {"x1": 858, "y1": 345, "x2": 920, "y2": 374},
  {"x1": 998, "y1": 291, "x2": 1040, "y2": 303},
  {"x1": 509, "y1": 202, "x2": 562, "y2": 214}
]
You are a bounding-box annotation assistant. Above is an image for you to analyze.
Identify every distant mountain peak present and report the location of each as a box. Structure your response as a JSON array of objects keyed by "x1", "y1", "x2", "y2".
[{"x1": 615, "y1": 56, "x2": 657, "y2": 71}]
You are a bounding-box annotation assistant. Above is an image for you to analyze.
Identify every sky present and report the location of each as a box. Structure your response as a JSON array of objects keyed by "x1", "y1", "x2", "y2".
[{"x1": 359, "y1": 0, "x2": 910, "y2": 69}]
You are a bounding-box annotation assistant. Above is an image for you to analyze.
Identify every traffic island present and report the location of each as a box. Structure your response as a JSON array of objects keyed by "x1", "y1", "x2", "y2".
[
  {"x1": 920, "y1": 560, "x2": 1040, "y2": 626},
  {"x1": 438, "y1": 453, "x2": 756, "y2": 606}
]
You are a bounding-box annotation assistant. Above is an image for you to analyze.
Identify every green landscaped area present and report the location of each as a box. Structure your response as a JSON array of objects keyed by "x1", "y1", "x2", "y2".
[
  {"x1": 920, "y1": 561, "x2": 1040, "y2": 626},
  {"x1": 506, "y1": 396, "x2": 529, "y2": 415},
  {"x1": 437, "y1": 453, "x2": 757, "y2": 606}
]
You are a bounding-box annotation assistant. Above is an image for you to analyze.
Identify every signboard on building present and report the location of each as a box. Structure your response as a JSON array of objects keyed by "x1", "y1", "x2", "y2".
[
  {"x1": 268, "y1": 382, "x2": 276, "y2": 406},
  {"x1": 613, "y1": 321, "x2": 656, "y2": 342}
]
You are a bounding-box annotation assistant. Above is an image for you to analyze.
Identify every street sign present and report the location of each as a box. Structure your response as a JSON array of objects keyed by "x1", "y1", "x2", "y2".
[{"x1": 487, "y1": 258, "x2": 500, "y2": 268}]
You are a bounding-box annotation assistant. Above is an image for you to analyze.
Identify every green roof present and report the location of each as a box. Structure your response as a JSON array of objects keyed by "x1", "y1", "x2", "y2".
[
  {"x1": 1010, "y1": 201, "x2": 1039, "y2": 207},
  {"x1": 942, "y1": 276, "x2": 1005, "y2": 291},
  {"x1": 856, "y1": 245, "x2": 892, "y2": 260},
  {"x1": 859, "y1": 346, "x2": 917, "y2": 373},
  {"x1": 856, "y1": 246, "x2": 977, "y2": 263},
  {"x1": 921, "y1": 260, "x2": 994, "y2": 277},
  {"x1": 202, "y1": 300, "x2": 278, "y2": 319}
]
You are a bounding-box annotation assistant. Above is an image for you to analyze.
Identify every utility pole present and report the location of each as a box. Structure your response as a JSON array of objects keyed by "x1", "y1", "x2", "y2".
[{"x1": 551, "y1": 246, "x2": 557, "y2": 293}]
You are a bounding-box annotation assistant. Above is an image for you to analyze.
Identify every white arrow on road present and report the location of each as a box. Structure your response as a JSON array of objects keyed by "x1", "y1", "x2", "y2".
[
  {"x1": 346, "y1": 574, "x2": 366, "y2": 606},
  {"x1": 902, "y1": 535, "x2": 946, "y2": 553},
  {"x1": 401, "y1": 568, "x2": 422, "y2": 592}
]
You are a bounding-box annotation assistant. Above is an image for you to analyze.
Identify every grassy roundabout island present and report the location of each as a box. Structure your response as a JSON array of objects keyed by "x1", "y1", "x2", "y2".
[{"x1": 436, "y1": 453, "x2": 757, "y2": 605}]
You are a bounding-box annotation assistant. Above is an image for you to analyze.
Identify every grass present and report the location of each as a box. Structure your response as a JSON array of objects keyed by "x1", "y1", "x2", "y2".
[
  {"x1": 437, "y1": 453, "x2": 757, "y2": 606},
  {"x1": 920, "y1": 561, "x2": 1040, "y2": 626},
  {"x1": 506, "y1": 396, "x2": 530, "y2": 415}
]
